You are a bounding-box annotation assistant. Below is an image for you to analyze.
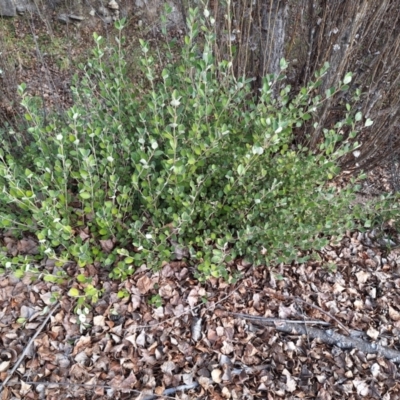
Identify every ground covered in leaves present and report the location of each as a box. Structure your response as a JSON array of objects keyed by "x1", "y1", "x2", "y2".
[{"x1": 1, "y1": 228, "x2": 400, "y2": 399}]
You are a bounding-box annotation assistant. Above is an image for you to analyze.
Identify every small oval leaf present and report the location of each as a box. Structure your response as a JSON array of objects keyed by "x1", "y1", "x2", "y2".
[{"x1": 68, "y1": 288, "x2": 80, "y2": 297}]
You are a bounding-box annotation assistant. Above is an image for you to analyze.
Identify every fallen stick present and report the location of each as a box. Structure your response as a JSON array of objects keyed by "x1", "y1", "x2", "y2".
[
  {"x1": 225, "y1": 311, "x2": 331, "y2": 326},
  {"x1": 22, "y1": 381, "x2": 199, "y2": 400},
  {"x1": 263, "y1": 288, "x2": 351, "y2": 335},
  {"x1": 218, "y1": 310, "x2": 400, "y2": 363},
  {"x1": 274, "y1": 321, "x2": 400, "y2": 363}
]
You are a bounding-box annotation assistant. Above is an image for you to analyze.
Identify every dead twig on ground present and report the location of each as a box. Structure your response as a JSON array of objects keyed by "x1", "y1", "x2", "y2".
[
  {"x1": 222, "y1": 311, "x2": 331, "y2": 326},
  {"x1": 217, "y1": 309, "x2": 400, "y2": 363},
  {"x1": 264, "y1": 287, "x2": 351, "y2": 335}
]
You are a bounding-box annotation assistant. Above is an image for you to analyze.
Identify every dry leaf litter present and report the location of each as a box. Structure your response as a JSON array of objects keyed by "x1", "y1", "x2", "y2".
[{"x1": 1, "y1": 227, "x2": 400, "y2": 399}]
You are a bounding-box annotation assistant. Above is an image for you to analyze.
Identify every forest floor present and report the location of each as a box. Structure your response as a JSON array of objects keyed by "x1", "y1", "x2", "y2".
[{"x1": 1, "y1": 224, "x2": 400, "y2": 399}]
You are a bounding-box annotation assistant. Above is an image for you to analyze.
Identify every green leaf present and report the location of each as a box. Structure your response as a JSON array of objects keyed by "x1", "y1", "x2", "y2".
[
  {"x1": 117, "y1": 248, "x2": 130, "y2": 256},
  {"x1": 355, "y1": 112, "x2": 362, "y2": 121},
  {"x1": 365, "y1": 118, "x2": 373, "y2": 127},
  {"x1": 325, "y1": 87, "x2": 335, "y2": 98},
  {"x1": 68, "y1": 288, "x2": 80, "y2": 297},
  {"x1": 237, "y1": 164, "x2": 245, "y2": 176},
  {"x1": 14, "y1": 270, "x2": 24, "y2": 279},
  {"x1": 79, "y1": 192, "x2": 91, "y2": 199},
  {"x1": 117, "y1": 290, "x2": 128, "y2": 299},
  {"x1": 77, "y1": 274, "x2": 87, "y2": 283},
  {"x1": 343, "y1": 72, "x2": 352, "y2": 85},
  {"x1": 279, "y1": 58, "x2": 288, "y2": 70},
  {"x1": 151, "y1": 141, "x2": 158, "y2": 149}
]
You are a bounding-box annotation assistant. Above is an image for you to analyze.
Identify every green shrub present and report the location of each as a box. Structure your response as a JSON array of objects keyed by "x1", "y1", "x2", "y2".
[{"x1": 0, "y1": 9, "x2": 371, "y2": 283}]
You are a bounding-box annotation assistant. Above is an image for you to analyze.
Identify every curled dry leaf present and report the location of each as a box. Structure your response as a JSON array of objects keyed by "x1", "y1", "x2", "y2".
[
  {"x1": 353, "y1": 378, "x2": 369, "y2": 396},
  {"x1": 367, "y1": 326, "x2": 379, "y2": 340},
  {"x1": 370, "y1": 363, "x2": 380, "y2": 378},
  {"x1": 0, "y1": 348, "x2": 17, "y2": 364},
  {"x1": 79, "y1": 228, "x2": 90, "y2": 241},
  {"x1": 93, "y1": 315, "x2": 106, "y2": 327},
  {"x1": 198, "y1": 376, "x2": 212, "y2": 390},
  {"x1": 17, "y1": 237, "x2": 39, "y2": 255},
  {"x1": 282, "y1": 369, "x2": 297, "y2": 392},
  {"x1": 356, "y1": 270, "x2": 371, "y2": 284},
  {"x1": 161, "y1": 361, "x2": 176, "y2": 374},
  {"x1": 187, "y1": 288, "x2": 199, "y2": 307},
  {"x1": 211, "y1": 368, "x2": 222, "y2": 383},
  {"x1": 99, "y1": 238, "x2": 115, "y2": 253},
  {"x1": 136, "y1": 275, "x2": 153, "y2": 294},
  {"x1": 222, "y1": 386, "x2": 232, "y2": 398},
  {"x1": 0, "y1": 360, "x2": 10, "y2": 372},
  {"x1": 191, "y1": 317, "x2": 202, "y2": 342},
  {"x1": 389, "y1": 306, "x2": 400, "y2": 321},
  {"x1": 20, "y1": 305, "x2": 37, "y2": 319},
  {"x1": 221, "y1": 341, "x2": 235, "y2": 355},
  {"x1": 136, "y1": 330, "x2": 146, "y2": 347}
]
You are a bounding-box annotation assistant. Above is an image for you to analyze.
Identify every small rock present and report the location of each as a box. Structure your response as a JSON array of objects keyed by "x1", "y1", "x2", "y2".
[
  {"x1": 108, "y1": 0, "x2": 119, "y2": 10},
  {"x1": 16, "y1": 5, "x2": 26, "y2": 15},
  {"x1": 57, "y1": 14, "x2": 68, "y2": 24},
  {"x1": 103, "y1": 16, "x2": 113, "y2": 24},
  {"x1": 69, "y1": 14, "x2": 85, "y2": 21}
]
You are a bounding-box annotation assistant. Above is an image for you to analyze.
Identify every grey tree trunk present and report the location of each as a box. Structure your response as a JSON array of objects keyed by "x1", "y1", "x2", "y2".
[{"x1": 259, "y1": 0, "x2": 288, "y2": 78}]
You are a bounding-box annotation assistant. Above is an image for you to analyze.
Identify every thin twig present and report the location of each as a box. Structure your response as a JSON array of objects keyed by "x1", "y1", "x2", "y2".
[
  {"x1": 264, "y1": 288, "x2": 351, "y2": 335},
  {"x1": 293, "y1": 296, "x2": 351, "y2": 335},
  {"x1": 18, "y1": 380, "x2": 199, "y2": 400},
  {"x1": 23, "y1": 381, "x2": 112, "y2": 389},
  {"x1": 0, "y1": 302, "x2": 60, "y2": 393},
  {"x1": 223, "y1": 311, "x2": 331, "y2": 326}
]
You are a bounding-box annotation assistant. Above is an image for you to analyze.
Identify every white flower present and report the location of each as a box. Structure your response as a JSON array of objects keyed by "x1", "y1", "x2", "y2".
[
  {"x1": 170, "y1": 98, "x2": 181, "y2": 107},
  {"x1": 107, "y1": 156, "x2": 114, "y2": 162},
  {"x1": 56, "y1": 134, "x2": 63, "y2": 140}
]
